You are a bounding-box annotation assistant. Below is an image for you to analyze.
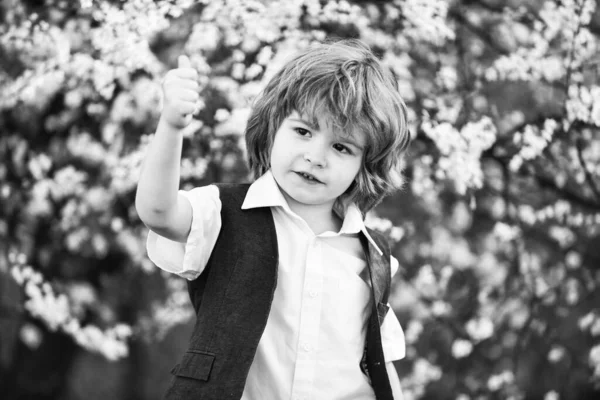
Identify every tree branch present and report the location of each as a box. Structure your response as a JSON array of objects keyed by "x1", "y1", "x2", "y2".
[
  {"x1": 575, "y1": 135, "x2": 600, "y2": 201},
  {"x1": 564, "y1": 0, "x2": 587, "y2": 89},
  {"x1": 448, "y1": 7, "x2": 509, "y2": 56},
  {"x1": 488, "y1": 151, "x2": 600, "y2": 211}
]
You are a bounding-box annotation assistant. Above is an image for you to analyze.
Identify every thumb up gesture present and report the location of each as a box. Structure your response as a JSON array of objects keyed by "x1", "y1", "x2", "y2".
[{"x1": 160, "y1": 55, "x2": 200, "y2": 129}]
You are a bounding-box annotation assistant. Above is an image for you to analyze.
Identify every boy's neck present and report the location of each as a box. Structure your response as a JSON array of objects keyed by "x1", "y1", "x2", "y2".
[{"x1": 284, "y1": 197, "x2": 343, "y2": 235}]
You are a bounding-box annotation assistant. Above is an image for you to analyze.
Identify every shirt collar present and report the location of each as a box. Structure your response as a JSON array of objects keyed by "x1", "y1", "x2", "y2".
[{"x1": 241, "y1": 170, "x2": 383, "y2": 256}]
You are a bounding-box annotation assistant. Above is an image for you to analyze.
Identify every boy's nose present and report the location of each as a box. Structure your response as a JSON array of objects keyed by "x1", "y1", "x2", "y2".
[{"x1": 303, "y1": 151, "x2": 327, "y2": 168}]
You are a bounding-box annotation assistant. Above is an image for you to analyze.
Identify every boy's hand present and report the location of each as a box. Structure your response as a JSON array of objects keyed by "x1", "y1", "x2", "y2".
[{"x1": 160, "y1": 55, "x2": 200, "y2": 129}]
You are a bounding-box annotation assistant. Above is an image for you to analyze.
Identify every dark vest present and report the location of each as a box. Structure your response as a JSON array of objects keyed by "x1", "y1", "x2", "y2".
[{"x1": 165, "y1": 184, "x2": 395, "y2": 400}]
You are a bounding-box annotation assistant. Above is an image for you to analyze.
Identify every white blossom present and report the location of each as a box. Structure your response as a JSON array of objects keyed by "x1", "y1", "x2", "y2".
[
  {"x1": 109, "y1": 138, "x2": 148, "y2": 194},
  {"x1": 431, "y1": 300, "x2": 450, "y2": 316},
  {"x1": 422, "y1": 117, "x2": 497, "y2": 194},
  {"x1": 11, "y1": 264, "x2": 132, "y2": 361},
  {"x1": 566, "y1": 85, "x2": 600, "y2": 126},
  {"x1": 487, "y1": 370, "x2": 514, "y2": 391},
  {"x1": 214, "y1": 108, "x2": 230, "y2": 122},
  {"x1": 66, "y1": 282, "x2": 97, "y2": 318},
  {"x1": 180, "y1": 157, "x2": 209, "y2": 180},
  {"x1": 67, "y1": 131, "x2": 107, "y2": 166},
  {"x1": 255, "y1": 46, "x2": 273, "y2": 65},
  {"x1": 389, "y1": 226, "x2": 405, "y2": 242},
  {"x1": 364, "y1": 213, "x2": 394, "y2": 232},
  {"x1": 437, "y1": 65, "x2": 458, "y2": 90},
  {"x1": 451, "y1": 339, "x2": 473, "y2": 359},
  {"x1": 136, "y1": 277, "x2": 195, "y2": 341},
  {"x1": 548, "y1": 346, "x2": 566, "y2": 363},
  {"x1": 28, "y1": 153, "x2": 52, "y2": 180},
  {"x1": 493, "y1": 222, "x2": 521, "y2": 242},
  {"x1": 19, "y1": 323, "x2": 43, "y2": 350},
  {"x1": 26, "y1": 179, "x2": 53, "y2": 217},
  {"x1": 412, "y1": 358, "x2": 442, "y2": 382},
  {"x1": 399, "y1": 0, "x2": 455, "y2": 46},
  {"x1": 545, "y1": 391, "x2": 560, "y2": 400},
  {"x1": 404, "y1": 320, "x2": 424, "y2": 344},
  {"x1": 187, "y1": 22, "x2": 221, "y2": 55},
  {"x1": 548, "y1": 226, "x2": 576, "y2": 248},
  {"x1": 214, "y1": 107, "x2": 252, "y2": 137},
  {"x1": 565, "y1": 278, "x2": 580, "y2": 305},
  {"x1": 487, "y1": 0, "x2": 597, "y2": 83},
  {"x1": 579, "y1": 312, "x2": 596, "y2": 331},
  {"x1": 565, "y1": 251, "x2": 582, "y2": 269},
  {"x1": 244, "y1": 63, "x2": 263, "y2": 80},
  {"x1": 414, "y1": 264, "x2": 437, "y2": 297},
  {"x1": 590, "y1": 319, "x2": 600, "y2": 337},
  {"x1": 509, "y1": 119, "x2": 558, "y2": 172},
  {"x1": 466, "y1": 316, "x2": 494, "y2": 341},
  {"x1": 49, "y1": 166, "x2": 88, "y2": 201},
  {"x1": 589, "y1": 344, "x2": 600, "y2": 368}
]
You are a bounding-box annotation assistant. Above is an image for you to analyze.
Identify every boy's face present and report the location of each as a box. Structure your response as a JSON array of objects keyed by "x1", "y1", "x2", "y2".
[{"x1": 270, "y1": 110, "x2": 366, "y2": 212}]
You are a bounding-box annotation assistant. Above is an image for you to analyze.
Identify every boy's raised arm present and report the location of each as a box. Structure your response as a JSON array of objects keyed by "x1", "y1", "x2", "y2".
[{"x1": 135, "y1": 55, "x2": 200, "y2": 243}]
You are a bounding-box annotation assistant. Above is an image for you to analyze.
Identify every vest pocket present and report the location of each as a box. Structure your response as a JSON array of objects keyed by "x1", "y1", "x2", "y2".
[{"x1": 171, "y1": 350, "x2": 216, "y2": 381}]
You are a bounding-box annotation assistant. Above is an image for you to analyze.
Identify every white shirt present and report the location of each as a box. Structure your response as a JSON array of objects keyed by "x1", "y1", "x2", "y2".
[{"x1": 147, "y1": 170, "x2": 405, "y2": 399}]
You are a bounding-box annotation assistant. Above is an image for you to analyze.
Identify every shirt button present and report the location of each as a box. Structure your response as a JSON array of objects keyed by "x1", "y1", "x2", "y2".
[
  {"x1": 309, "y1": 290, "x2": 318, "y2": 298},
  {"x1": 301, "y1": 342, "x2": 311, "y2": 352}
]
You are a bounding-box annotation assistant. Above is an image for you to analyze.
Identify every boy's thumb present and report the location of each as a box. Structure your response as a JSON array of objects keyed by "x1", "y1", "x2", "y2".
[{"x1": 178, "y1": 55, "x2": 191, "y2": 69}]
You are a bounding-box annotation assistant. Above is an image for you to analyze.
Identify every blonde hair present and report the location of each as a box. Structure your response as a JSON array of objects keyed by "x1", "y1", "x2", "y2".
[{"x1": 245, "y1": 39, "x2": 411, "y2": 213}]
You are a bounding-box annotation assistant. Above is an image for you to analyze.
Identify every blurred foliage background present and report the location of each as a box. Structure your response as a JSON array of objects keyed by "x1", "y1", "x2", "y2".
[{"x1": 1, "y1": 0, "x2": 600, "y2": 399}]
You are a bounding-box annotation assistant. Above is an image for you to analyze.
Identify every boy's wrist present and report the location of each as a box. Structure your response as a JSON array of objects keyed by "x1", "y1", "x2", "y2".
[{"x1": 158, "y1": 114, "x2": 187, "y2": 134}]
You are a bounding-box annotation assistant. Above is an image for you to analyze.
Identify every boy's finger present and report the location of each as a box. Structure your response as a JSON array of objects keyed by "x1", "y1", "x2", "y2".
[
  {"x1": 178, "y1": 101, "x2": 197, "y2": 116},
  {"x1": 171, "y1": 73, "x2": 200, "y2": 86},
  {"x1": 178, "y1": 55, "x2": 192, "y2": 69},
  {"x1": 174, "y1": 88, "x2": 200, "y2": 102},
  {"x1": 166, "y1": 69, "x2": 198, "y2": 82}
]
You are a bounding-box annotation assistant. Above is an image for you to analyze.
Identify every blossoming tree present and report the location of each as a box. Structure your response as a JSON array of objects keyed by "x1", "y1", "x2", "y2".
[{"x1": 1, "y1": 0, "x2": 599, "y2": 399}]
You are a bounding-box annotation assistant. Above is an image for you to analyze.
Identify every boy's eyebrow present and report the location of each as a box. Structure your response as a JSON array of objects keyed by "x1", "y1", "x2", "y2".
[{"x1": 288, "y1": 117, "x2": 318, "y2": 130}]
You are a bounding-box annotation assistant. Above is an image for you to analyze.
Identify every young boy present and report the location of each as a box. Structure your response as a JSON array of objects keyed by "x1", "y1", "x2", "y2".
[{"x1": 136, "y1": 39, "x2": 410, "y2": 399}]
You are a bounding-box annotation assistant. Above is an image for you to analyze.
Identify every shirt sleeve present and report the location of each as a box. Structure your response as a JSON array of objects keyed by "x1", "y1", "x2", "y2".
[
  {"x1": 146, "y1": 185, "x2": 222, "y2": 281},
  {"x1": 391, "y1": 255, "x2": 399, "y2": 278},
  {"x1": 382, "y1": 255, "x2": 405, "y2": 362},
  {"x1": 386, "y1": 362, "x2": 404, "y2": 400},
  {"x1": 381, "y1": 306, "x2": 406, "y2": 362}
]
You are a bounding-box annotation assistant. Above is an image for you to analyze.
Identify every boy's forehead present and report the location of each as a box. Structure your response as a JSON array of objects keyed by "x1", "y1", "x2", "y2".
[{"x1": 290, "y1": 110, "x2": 367, "y2": 145}]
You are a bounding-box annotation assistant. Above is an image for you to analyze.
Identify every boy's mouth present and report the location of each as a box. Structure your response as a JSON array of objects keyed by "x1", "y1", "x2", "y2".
[{"x1": 295, "y1": 171, "x2": 323, "y2": 183}]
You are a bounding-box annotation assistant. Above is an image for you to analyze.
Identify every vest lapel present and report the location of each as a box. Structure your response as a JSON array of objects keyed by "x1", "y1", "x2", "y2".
[{"x1": 360, "y1": 230, "x2": 391, "y2": 325}]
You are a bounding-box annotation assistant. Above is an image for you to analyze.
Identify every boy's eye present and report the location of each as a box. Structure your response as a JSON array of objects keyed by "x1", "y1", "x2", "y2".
[
  {"x1": 294, "y1": 128, "x2": 311, "y2": 137},
  {"x1": 333, "y1": 143, "x2": 352, "y2": 154}
]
